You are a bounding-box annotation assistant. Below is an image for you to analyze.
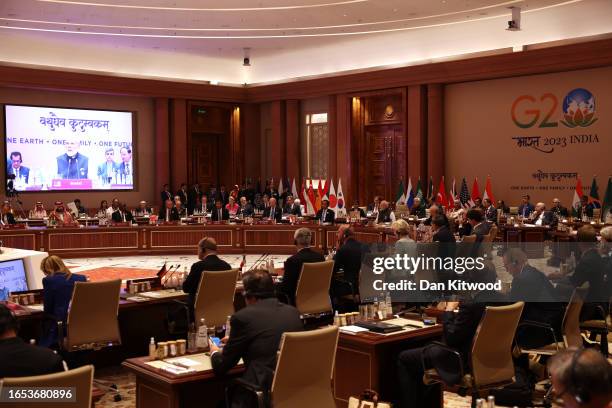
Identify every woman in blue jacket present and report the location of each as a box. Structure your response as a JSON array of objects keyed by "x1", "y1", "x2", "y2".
[{"x1": 40, "y1": 255, "x2": 87, "y2": 348}]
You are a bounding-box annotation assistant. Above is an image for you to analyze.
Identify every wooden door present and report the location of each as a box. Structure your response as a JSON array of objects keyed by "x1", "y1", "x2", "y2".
[
  {"x1": 191, "y1": 133, "x2": 219, "y2": 188},
  {"x1": 365, "y1": 124, "x2": 404, "y2": 201}
]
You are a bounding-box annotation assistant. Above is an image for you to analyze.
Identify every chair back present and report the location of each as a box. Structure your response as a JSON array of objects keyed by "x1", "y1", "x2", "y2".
[
  {"x1": 456, "y1": 234, "x2": 477, "y2": 258},
  {"x1": 67, "y1": 280, "x2": 121, "y2": 350},
  {"x1": 1, "y1": 365, "x2": 93, "y2": 408},
  {"x1": 563, "y1": 287, "x2": 587, "y2": 348},
  {"x1": 295, "y1": 260, "x2": 334, "y2": 315},
  {"x1": 194, "y1": 269, "x2": 239, "y2": 327},
  {"x1": 271, "y1": 326, "x2": 339, "y2": 408},
  {"x1": 471, "y1": 302, "x2": 524, "y2": 388}
]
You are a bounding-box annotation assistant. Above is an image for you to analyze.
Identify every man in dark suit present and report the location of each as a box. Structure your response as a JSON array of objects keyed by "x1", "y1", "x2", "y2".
[
  {"x1": 211, "y1": 199, "x2": 229, "y2": 221},
  {"x1": 483, "y1": 198, "x2": 497, "y2": 224},
  {"x1": 111, "y1": 203, "x2": 134, "y2": 223},
  {"x1": 409, "y1": 197, "x2": 426, "y2": 218},
  {"x1": 238, "y1": 196, "x2": 254, "y2": 217},
  {"x1": 376, "y1": 200, "x2": 396, "y2": 223},
  {"x1": 424, "y1": 205, "x2": 448, "y2": 227},
  {"x1": 182, "y1": 237, "x2": 232, "y2": 306},
  {"x1": 57, "y1": 139, "x2": 89, "y2": 179},
  {"x1": 219, "y1": 185, "x2": 229, "y2": 205},
  {"x1": 176, "y1": 183, "x2": 188, "y2": 206},
  {"x1": 367, "y1": 196, "x2": 381, "y2": 214},
  {"x1": 331, "y1": 226, "x2": 363, "y2": 305},
  {"x1": 159, "y1": 199, "x2": 180, "y2": 222},
  {"x1": 0, "y1": 304, "x2": 64, "y2": 377},
  {"x1": 262, "y1": 198, "x2": 282, "y2": 222},
  {"x1": 466, "y1": 209, "x2": 491, "y2": 241},
  {"x1": 575, "y1": 195, "x2": 594, "y2": 219},
  {"x1": 432, "y1": 215, "x2": 456, "y2": 283},
  {"x1": 526, "y1": 202, "x2": 555, "y2": 226},
  {"x1": 116, "y1": 147, "x2": 133, "y2": 183},
  {"x1": 397, "y1": 266, "x2": 499, "y2": 408},
  {"x1": 279, "y1": 228, "x2": 325, "y2": 305},
  {"x1": 316, "y1": 199, "x2": 335, "y2": 224},
  {"x1": 8, "y1": 151, "x2": 30, "y2": 183},
  {"x1": 187, "y1": 183, "x2": 202, "y2": 215},
  {"x1": 551, "y1": 198, "x2": 569, "y2": 218},
  {"x1": 161, "y1": 184, "x2": 172, "y2": 204},
  {"x1": 503, "y1": 248, "x2": 563, "y2": 349},
  {"x1": 349, "y1": 203, "x2": 366, "y2": 218},
  {"x1": 282, "y1": 195, "x2": 300, "y2": 216},
  {"x1": 518, "y1": 194, "x2": 534, "y2": 218},
  {"x1": 209, "y1": 270, "x2": 303, "y2": 407}
]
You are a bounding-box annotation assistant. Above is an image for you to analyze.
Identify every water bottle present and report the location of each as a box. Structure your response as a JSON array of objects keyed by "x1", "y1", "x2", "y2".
[
  {"x1": 487, "y1": 395, "x2": 495, "y2": 408},
  {"x1": 224, "y1": 315, "x2": 232, "y2": 339},
  {"x1": 187, "y1": 323, "x2": 197, "y2": 353},
  {"x1": 196, "y1": 318, "x2": 209, "y2": 351}
]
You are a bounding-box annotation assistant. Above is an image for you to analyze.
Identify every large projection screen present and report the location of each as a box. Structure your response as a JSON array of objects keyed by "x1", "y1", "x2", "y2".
[{"x1": 4, "y1": 104, "x2": 135, "y2": 191}]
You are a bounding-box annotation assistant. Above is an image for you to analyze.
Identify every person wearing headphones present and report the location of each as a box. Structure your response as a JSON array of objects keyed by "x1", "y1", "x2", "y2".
[
  {"x1": 548, "y1": 348, "x2": 612, "y2": 408},
  {"x1": 182, "y1": 237, "x2": 231, "y2": 307},
  {"x1": 209, "y1": 269, "x2": 303, "y2": 407}
]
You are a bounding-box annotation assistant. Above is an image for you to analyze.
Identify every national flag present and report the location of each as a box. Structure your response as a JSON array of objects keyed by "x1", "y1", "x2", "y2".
[
  {"x1": 278, "y1": 178, "x2": 284, "y2": 195},
  {"x1": 306, "y1": 183, "x2": 316, "y2": 214},
  {"x1": 406, "y1": 178, "x2": 415, "y2": 208},
  {"x1": 291, "y1": 178, "x2": 298, "y2": 199},
  {"x1": 602, "y1": 177, "x2": 612, "y2": 220},
  {"x1": 256, "y1": 178, "x2": 262, "y2": 194},
  {"x1": 436, "y1": 177, "x2": 447, "y2": 207},
  {"x1": 336, "y1": 178, "x2": 346, "y2": 214},
  {"x1": 448, "y1": 178, "x2": 457, "y2": 208},
  {"x1": 427, "y1": 177, "x2": 435, "y2": 202},
  {"x1": 314, "y1": 180, "x2": 322, "y2": 211},
  {"x1": 415, "y1": 178, "x2": 424, "y2": 201},
  {"x1": 396, "y1": 179, "x2": 406, "y2": 206},
  {"x1": 328, "y1": 179, "x2": 338, "y2": 210},
  {"x1": 572, "y1": 177, "x2": 584, "y2": 216},
  {"x1": 321, "y1": 179, "x2": 330, "y2": 199},
  {"x1": 588, "y1": 177, "x2": 602, "y2": 208},
  {"x1": 299, "y1": 178, "x2": 306, "y2": 204},
  {"x1": 483, "y1": 176, "x2": 495, "y2": 204},
  {"x1": 459, "y1": 177, "x2": 470, "y2": 208},
  {"x1": 157, "y1": 261, "x2": 168, "y2": 279},
  {"x1": 470, "y1": 177, "x2": 481, "y2": 206}
]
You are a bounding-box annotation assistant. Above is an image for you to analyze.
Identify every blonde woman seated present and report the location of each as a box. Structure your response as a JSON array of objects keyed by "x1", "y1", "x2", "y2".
[
  {"x1": 225, "y1": 196, "x2": 239, "y2": 216},
  {"x1": 392, "y1": 219, "x2": 415, "y2": 254},
  {"x1": 40, "y1": 255, "x2": 87, "y2": 347}
]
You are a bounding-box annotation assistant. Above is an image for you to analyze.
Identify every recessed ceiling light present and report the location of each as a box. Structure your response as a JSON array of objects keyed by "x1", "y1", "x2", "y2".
[{"x1": 209, "y1": 80, "x2": 219, "y2": 85}]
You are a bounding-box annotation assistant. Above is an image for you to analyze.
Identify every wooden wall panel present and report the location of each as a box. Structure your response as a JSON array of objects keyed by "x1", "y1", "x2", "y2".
[
  {"x1": 406, "y1": 85, "x2": 427, "y2": 182},
  {"x1": 427, "y1": 84, "x2": 444, "y2": 185},
  {"x1": 270, "y1": 101, "x2": 286, "y2": 179},
  {"x1": 47, "y1": 230, "x2": 139, "y2": 251},
  {"x1": 170, "y1": 99, "x2": 188, "y2": 190},
  {"x1": 285, "y1": 100, "x2": 300, "y2": 179},
  {"x1": 154, "y1": 98, "x2": 170, "y2": 196}
]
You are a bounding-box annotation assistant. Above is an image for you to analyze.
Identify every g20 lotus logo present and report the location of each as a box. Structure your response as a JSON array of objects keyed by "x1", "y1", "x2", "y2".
[{"x1": 511, "y1": 88, "x2": 597, "y2": 129}]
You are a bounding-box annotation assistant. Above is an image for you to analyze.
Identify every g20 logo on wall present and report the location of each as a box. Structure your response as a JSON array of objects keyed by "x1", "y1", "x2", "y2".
[{"x1": 511, "y1": 88, "x2": 598, "y2": 129}]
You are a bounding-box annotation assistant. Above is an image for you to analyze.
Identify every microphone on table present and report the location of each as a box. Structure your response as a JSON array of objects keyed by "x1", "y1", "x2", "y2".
[
  {"x1": 165, "y1": 264, "x2": 182, "y2": 287},
  {"x1": 160, "y1": 264, "x2": 176, "y2": 285}
]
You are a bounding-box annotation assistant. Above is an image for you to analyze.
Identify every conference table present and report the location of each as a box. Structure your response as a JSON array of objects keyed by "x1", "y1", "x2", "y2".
[{"x1": 0, "y1": 222, "x2": 394, "y2": 257}]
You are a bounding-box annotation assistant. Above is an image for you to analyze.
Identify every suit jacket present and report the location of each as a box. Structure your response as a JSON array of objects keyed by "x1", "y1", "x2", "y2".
[
  {"x1": 97, "y1": 161, "x2": 117, "y2": 178},
  {"x1": 0, "y1": 337, "x2": 64, "y2": 378},
  {"x1": 210, "y1": 298, "x2": 303, "y2": 406},
  {"x1": 111, "y1": 210, "x2": 134, "y2": 223},
  {"x1": 211, "y1": 207, "x2": 230, "y2": 221},
  {"x1": 262, "y1": 206, "x2": 282, "y2": 222},
  {"x1": 349, "y1": 207, "x2": 366, "y2": 218},
  {"x1": 576, "y1": 203, "x2": 594, "y2": 219},
  {"x1": 182, "y1": 255, "x2": 232, "y2": 306},
  {"x1": 570, "y1": 248, "x2": 607, "y2": 304},
  {"x1": 280, "y1": 248, "x2": 325, "y2": 305},
  {"x1": 239, "y1": 203, "x2": 254, "y2": 217},
  {"x1": 527, "y1": 210, "x2": 555, "y2": 226},
  {"x1": 484, "y1": 205, "x2": 497, "y2": 223},
  {"x1": 433, "y1": 225, "x2": 455, "y2": 243},
  {"x1": 332, "y1": 238, "x2": 364, "y2": 297},
  {"x1": 376, "y1": 208, "x2": 394, "y2": 223},
  {"x1": 2, "y1": 212, "x2": 16, "y2": 225},
  {"x1": 8, "y1": 166, "x2": 30, "y2": 183},
  {"x1": 160, "y1": 190, "x2": 172, "y2": 204},
  {"x1": 551, "y1": 205, "x2": 569, "y2": 218},
  {"x1": 315, "y1": 208, "x2": 335, "y2": 223},
  {"x1": 57, "y1": 152, "x2": 89, "y2": 179},
  {"x1": 41, "y1": 273, "x2": 87, "y2": 347},
  {"x1": 283, "y1": 203, "x2": 301, "y2": 216},
  {"x1": 472, "y1": 222, "x2": 491, "y2": 241},
  {"x1": 518, "y1": 203, "x2": 534, "y2": 218},
  {"x1": 158, "y1": 207, "x2": 180, "y2": 222},
  {"x1": 177, "y1": 189, "x2": 188, "y2": 206},
  {"x1": 410, "y1": 206, "x2": 426, "y2": 218}
]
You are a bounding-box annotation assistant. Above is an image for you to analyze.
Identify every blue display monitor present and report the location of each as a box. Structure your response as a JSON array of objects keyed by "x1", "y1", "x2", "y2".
[{"x1": 0, "y1": 259, "x2": 28, "y2": 301}]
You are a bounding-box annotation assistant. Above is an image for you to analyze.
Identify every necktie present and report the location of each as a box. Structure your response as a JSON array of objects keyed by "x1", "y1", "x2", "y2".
[
  {"x1": 16, "y1": 169, "x2": 19, "y2": 179},
  {"x1": 270, "y1": 208, "x2": 274, "y2": 220},
  {"x1": 125, "y1": 163, "x2": 130, "y2": 175},
  {"x1": 218, "y1": 209, "x2": 222, "y2": 220},
  {"x1": 322, "y1": 210, "x2": 326, "y2": 221},
  {"x1": 166, "y1": 209, "x2": 169, "y2": 222}
]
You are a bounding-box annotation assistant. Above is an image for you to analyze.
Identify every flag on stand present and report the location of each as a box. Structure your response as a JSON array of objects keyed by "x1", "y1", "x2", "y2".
[
  {"x1": 459, "y1": 177, "x2": 471, "y2": 209},
  {"x1": 306, "y1": 182, "x2": 316, "y2": 214},
  {"x1": 321, "y1": 179, "x2": 330, "y2": 199},
  {"x1": 406, "y1": 178, "x2": 415, "y2": 208},
  {"x1": 483, "y1": 176, "x2": 495, "y2": 204},
  {"x1": 328, "y1": 179, "x2": 338, "y2": 211},
  {"x1": 448, "y1": 178, "x2": 457, "y2": 208},
  {"x1": 336, "y1": 179, "x2": 346, "y2": 215},
  {"x1": 572, "y1": 177, "x2": 584, "y2": 217},
  {"x1": 427, "y1": 177, "x2": 435, "y2": 203},
  {"x1": 278, "y1": 178, "x2": 284, "y2": 196},
  {"x1": 291, "y1": 178, "x2": 298, "y2": 199},
  {"x1": 470, "y1": 177, "x2": 481, "y2": 207},
  {"x1": 299, "y1": 178, "x2": 306, "y2": 204},
  {"x1": 415, "y1": 178, "x2": 424, "y2": 201},
  {"x1": 589, "y1": 177, "x2": 602, "y2": 208},
  {"x1": 436, "y1": 177, "x2": 447, "y2": 207},
  {"x1": 315, "y1": 179, "x2": 322, "y2": 211},
  {"x1": 602, "y1": 177, "x2": 612, "y2": 220},
  {"x1": 396, "y1": 179, "x2": 406, "y2": 206}
]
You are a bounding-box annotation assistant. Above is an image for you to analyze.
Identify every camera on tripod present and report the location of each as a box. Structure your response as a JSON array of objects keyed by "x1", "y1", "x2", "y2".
[{"x1": 6, "y1": 173, "x2": 18, "y2": 198}]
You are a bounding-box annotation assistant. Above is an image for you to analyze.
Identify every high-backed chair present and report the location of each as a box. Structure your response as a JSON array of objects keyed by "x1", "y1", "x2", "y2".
[
  {"x1": 455, "y1": 234, "x2": 477, "y2": 258},
  {"x1": 194, "y1": 269, "x2": 240, "y2": 328},
  {"x1": 59, "y1": 279, "x2": 122, "y2": 351},
  {"x1": 1, "y1": 365, "x2": 94, "y2": 408},
  {"x1": 519, "y1": 287, "x2": 587, "y2": 355},
  {"x1": 295, "y1": 260, "x2": 334, "y2": 316},
  {"x1": 480, "y1": 225, "x2": 497, "y2": 256},
  {"x1": 579, "y1": 296, "x2": 611, "y2": 356},
  {"x1": 423, "y1": 302, "x2": 524, "y2": 408},
  {"x1": 226, "y1": 326, "x2": 339, "y2": 408}
]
